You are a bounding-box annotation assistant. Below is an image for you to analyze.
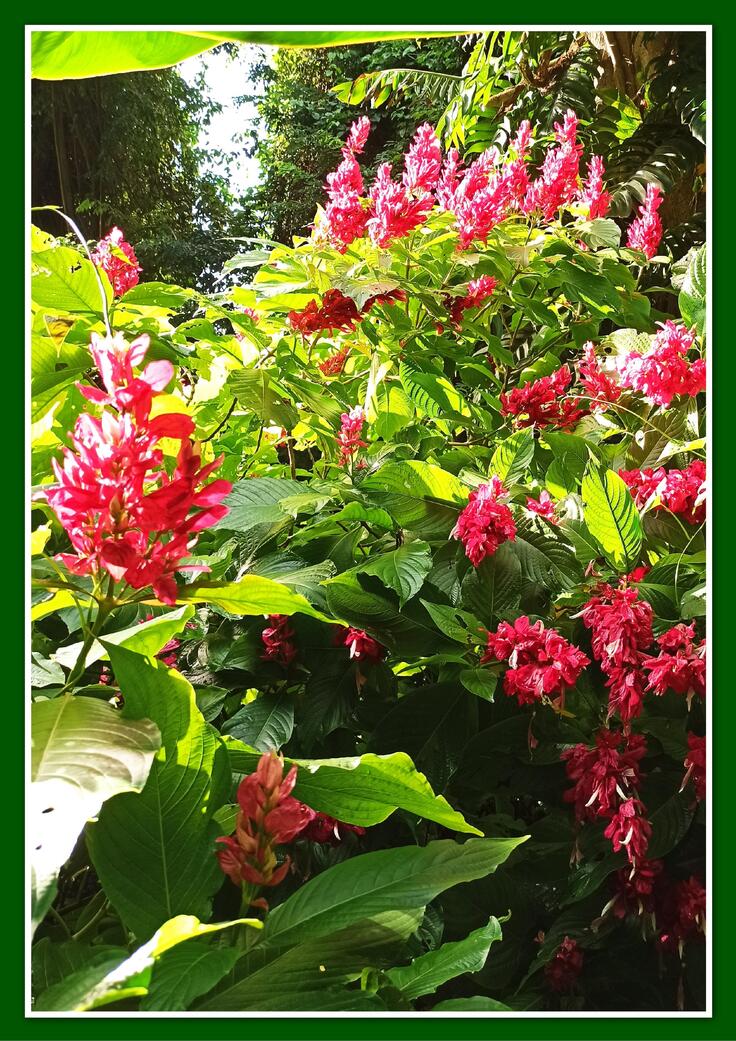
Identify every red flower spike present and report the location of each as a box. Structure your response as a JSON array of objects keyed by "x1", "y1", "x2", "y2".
[{"x1": 91, "y1": 226, "x2": 141, "y2": 297}]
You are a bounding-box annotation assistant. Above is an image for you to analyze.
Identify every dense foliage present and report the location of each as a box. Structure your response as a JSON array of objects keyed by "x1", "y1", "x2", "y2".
[{"x1": 30, "y1": 33, "x2": 707, "y2": 1016}]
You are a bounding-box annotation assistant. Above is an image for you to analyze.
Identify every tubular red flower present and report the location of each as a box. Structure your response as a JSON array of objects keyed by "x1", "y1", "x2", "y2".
[
  {"x1": 335, "y1": 627, "x2": 385, "y2": 664},
  {"x1": 523, "y1": 110, "x2": 582, "y2": 220},
  {"x1": 682, "y1": 733, "x2": 706, "y2": 802},
  {"x1": 603, "y1": 797, "x2": 652, "y2": 865},
  {"x1": 445, "y1": 274, "x2": 498, "y2": 326},
  {"x1": 91, "y1": 226, "x2": 141, "y2": 297},
  {"x1": 402, "y1": 122, "x2": 442, "y2": 194},
  {"x1": 367, "y1": 162, "x2": 434, "y2": 248},
  {"x1": 562, "y1": 728, "x2": 647, "y2": 821},
  {"x1": 216, "y1": 751, "x2": 315, "y2": 891},
  {"x1": 578, "y1": 155, "x2": 611, "y2": 219},
  {"x1": 577, "y1": 342, "x2": 621, "y2": 410},
  {"x1": 544, "y1": 936, "x2": 583, "y2": 993},
  {"x1": 626, "y1": 184, "x2": 664, "y2": 259},
  {"x1": 581, "y1": 584, "x2": 654, "y2": 671},
  {"x1": 500, "y1": 366, "x2": 588, "y2": 429},
  {"x1": 261, "y1": 615, "x2": 298, "y2": 667},
  {"x1": 618, "y1": 321, "x2": 705, "y2": 407},
  {"x1": 657, "y1": 876, "x2": 706, "y2": 952},
  {"x1": 610, "y1": 858, "x2": 664, "y2": 919},
  {"x1": 643, "y1": 624, "x2": 705, "y2": 702},
  {"x1": 319, "y1": 345, "x2": 351, "y2": 376},
  {"x1": 289, "y1": 289, "x2": 361, "y2": 337},
  {"x1": 619, "y1": 460, "x2": 705, "y2": 524},
  {"x1": 300, "y1": 812, "x2": 367, "y2": 844},
  {"x1": 483, "y1": 615, "x2": 589, "y2": 706},
  {"x1": 452, "y1": 476, "x2": 516, "y2": 567}
]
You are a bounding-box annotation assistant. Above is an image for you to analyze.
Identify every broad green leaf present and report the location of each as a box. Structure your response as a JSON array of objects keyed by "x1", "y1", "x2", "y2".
[
  {"x1": 260, "y1": 837, "x2": 527, "y2": 949},
  {"x1": 32, "y1": 31, "x2": 461, "y2": 79},
  {"x1": 87, "y1": 646, "x2": 230, "y2": 939},
  {"x1": 386, "y1": 917, "x2": 502, "y2": 1000},
  {"x1": 352, "y1": 540, "x2": 432, "y2": 606},
  {"x1": 142, "y1": 943, "x2": 238, "y2": 1012},
  {"x1": 227, "y1": 744, "x2": 481, "y2": 835},
  {"x1": 31, "y1": 696, "x2": 160, "y2": 935},
  {"x1": 222, "y1": 691, "x2": 294, "y2": 752},
  {"x1": 432, "y1": 996, "x2": 514, "y2": 1011},
  {"x1": 30, "y1": 652, "x2": 64, "y2": 688},
  {"x1": 582, "y1": 465, "x2": 643, "y2": 569},
  {"x1": 512, "y1": 516, "x2": 582, "y2": 591},
  {"x1": 491, "y1": 428, "x2": 535, "y2": 484},
  {"x1": 35, "y1": 914, "x2": 258, "y2": 1011},
  {"x1": 460, "y1": 544, "x2": 522, "y2": 625},
  {"x1": 52, "y1": 605, "x2": 195, "y2": 671},
  {"x1": 32, "y1": 244, "x2": 110, "y2": 317},
  {"x1": 228, "y1": 369, "x2": 298, "y2": 429},
  {"x1": 460, "y1": 668, "x2": 498, "y2": 702},
  {"x1": 213, "y1": 476, "x2": 302, "y2": 552},
  {"x1": 419, "y1": 600, "x2": 483, "y2": 643},
  {"x1": 399, "y1": 359, "x2": 471, "y2": 420},
  {"x1": 679, "y1": 244, "x2": 705, "y2": 336},
  {"x1": 31, "y1": 589, "x2": 85, "y2": 621},
  {"x1": 177, "y1": 575, "x2": 337, "y2": 625},
  {"x1": 361, "y1": 461, "x2": 466, "y2": 537}
]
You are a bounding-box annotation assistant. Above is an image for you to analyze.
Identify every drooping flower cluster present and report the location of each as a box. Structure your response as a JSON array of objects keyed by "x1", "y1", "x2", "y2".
[
  {"x1": 452, "y1": 476, "x2": 516, "y2": 566},
  {"x1": 577, "y1": 342, "x2": 621, "y2": 410},
  {"x1": 482, "y1": 616, "x2": 589, "y2": 706},
  {"x1": 610, "y1": 858, "x2": 663, "y2": 919},
  {"x1": 500, "y1": 366, "x2": 587, "y2": 429},
  {"x1": 289, "y1": 287, "x2": 406, "y2": 339},
  {"x1": 336, "y1": 406, "x2": 368, "y2": 466},
  {"x1": 578, "y1": 155, "x2": 611, "y2": 219},
  {"x1": 617, "y1": 321, "x2": 705, "y2": 408},
  {"x1": 445, "y1": 274, "x2": 497, "y2": 326},
  {"x1": 581, "y1": 583, "x2": 654, "y2": 723},
  {"x1": 319, "y1": 344, "x2": 351, "y2": 376},
  {"x1": 544, "y1": 936, "x2": 584, "y2": 993},
  {"x1": 657, "y1": 876, "x2": 706, "y2": 953},
  {"x1": 619, "y1": 460, "x2": 706, "y2": 524},
  {"x1": 562, "y1": 728, "x2": 647, "y2": 822},
  {"x1": 261, "y1": 615, "x2": 298, "y2": 667},
  {"x1": 525, "y1": 489, "x2": 558, "y2": 523},
  {"x1": 91, "y1": 226, "x2": 141, "y2": 297},
  {"x1": 604, "y1": 798, "x2": 653, "y2": 862},
  {"x1": 682, "y1": 732, "x2": 706, "y2": 802},
  {"x1": 300, "y1": 813, "x2": 367, "y2": 845},
  {"x1": 643, "y1": 623, "x2": 706, "y2": 704},
  {"x1": 626, "y1": 183, "x2": 664, "y2": 259},
  {"x1": 335, "y1": 626, "x2": 386, "y2": 664},
  {"x1": 45, "y1": 333, "x2": 231, "y2": 604},
  {"x1": 216, "y1": 751, "x2": 315, "y2": 891}
]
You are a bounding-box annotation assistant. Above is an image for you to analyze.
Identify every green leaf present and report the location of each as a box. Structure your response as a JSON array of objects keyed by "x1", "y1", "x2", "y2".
[
  {"x1": 228, "y1": 369, "x2": 298, "y2": 429},
  {"x1": 386, "y1": 917, "x2": 502, "y2": 1000},
  {"x1": 260, "y1": 838, "x2": 527, "y2": 949},
  {"x1": 419, "y1": 601, "x2": 483, "y2": 643},
  {"x1": 460, "y1": 544, "x2": 522, "y2": 625},
  {"x1": 361, "y1": 461, "x2": 466, "y2": 537},
  {"x1": 32, "y1": 30, "x2": 461, "y2": 79},
  {"x1": 86, "y1": 646, "x2": 229, "y2": 939},
  {"x1": 512, "y1": 517, "x2": 582, "y2": 591},
  {"x1": 491, "y1": 428, "x2": 535, "y2": 485},
  {"x1": 353, "y1": 541, "x2": 432, "y2": 606},
  {"x1": 177, "y1": 575, "x2": 337, "y2": 625},
  {"x1": 32, "y1": 245, "x2": 110, "y2": 317},
  {"x1": 222, "y1": 691, "x2": 294, "y2": 752},
  {"x1": 399, "y1": 359, "x2": 471, "y2": 420},
  {"x1": 142, "y1": 943, "x2": 238, "y2": 1012},
  {"x1": 52, "y1": 605, "x2": 195, "y2": 671},
  {"x1": 227, "y1": 744, "x2": 481, "y2": 835},
  {"x1": 432, "y1": 996, "x2": 513, "y2": 1011},
  {"x1": 576, "y1": 218, "x2": 622, "y2": 250},
  {"x1": 31, "y1": 697, "x2": 160, "y2": 935},
  {"x1": 214, "y1": 476, "x2": 302, "y2": 551},
  {"x1": 582, "y1": 465, "x2": 643, "y2": 570},
  {"x1": 679, "y1": 244, "x2": 706, "y2": 337},
  {"x1": 460, "y1": 668, "x2": 498, "y2": 702}
]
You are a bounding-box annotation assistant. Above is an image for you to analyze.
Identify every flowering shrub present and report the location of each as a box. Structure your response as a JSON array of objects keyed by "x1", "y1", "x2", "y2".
[{"x1": 30, "y1": 107, "x2": 706, "y2": 1014}]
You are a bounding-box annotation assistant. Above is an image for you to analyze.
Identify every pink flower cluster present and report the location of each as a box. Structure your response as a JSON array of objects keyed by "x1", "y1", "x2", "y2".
[
  {"x1": 261, "y1": 615, "x2": 298, "y2": 667},
  {"x1": 217, "y1": 751, "x2": 315, "y2": 891},
  {"x1": 563, "y1": 727, "x2": 650, "y2": 867},
  {"x1": 523, "y1": 111, "x2": 582, "y2": 221},
  {"x1": 482, "y1": 615, "x2": 589, "y2": 706},
  {"x1": 577, "y1": 343, "x2": 621, "y2": 410},
  {"x1": 46, "y1": 333, "x2": 231, "y2": 604},
  {"x1": 526, "y1": 489, "x2": 558, "y2": 523},
  {"x1": 581, "y1": 584, "x2": 654, "y2": 723},
  {"x1": 619, "y1": 460, "x2": 706, "y2": 524},
  {"x1": 544, "y1": 936, "x2": 584, "y2": 993},
  {"x1": 91, "y1": 226, "x2": 141, "y2": 297},
  {"x1": 643, "y1": 623, "x2": 706, "y2": 705},
  {"x1": 317, "y1": 116, "x2": 371, "y2": 252},
  {"x1": 579, "y1": 155, "x2": 611, "y2": 220},
  {"x1": 626, "y1": 184, "x2": 664, "y2": 260},
  {"x1": 452, "y1": 476, "x2": 516, "y2": 566},
  {"x1": 683, "y1": 732, "x2": 706, "y2": 802},
  {"x1": 445, "y1": 274, "x2": 498, "y2": 326},
  {"x1": 335, "y1": 626, "x2": 386, "y2": 664},
  {"x1": 500, "y1": 365, "x2": 587, "y2": 429},
  {"x1": 336, "y1": 406, "x2": 368, "y2": 466},
  {"x1": 617, "y1": 321, "x2": 705, "y2": 408}
]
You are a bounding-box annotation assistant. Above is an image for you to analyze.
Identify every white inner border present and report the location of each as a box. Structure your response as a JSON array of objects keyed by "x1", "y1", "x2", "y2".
[{"x1": 25, "y1": 22, "x2": 713, "y2": 1020}]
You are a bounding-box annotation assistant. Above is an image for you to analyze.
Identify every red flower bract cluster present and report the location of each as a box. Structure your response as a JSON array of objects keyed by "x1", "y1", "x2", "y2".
[
  {"x1": 482, "y1": 615, "x2": 589, "y2": 706},
  {"x1": 367, "y1": 162, "x2": 434, "y2": 249},
  {"x1": 289, "y1": 289, "x2": 362, "y2": 337},
  {"x1": 577, "y1": 342, "x2": 621, "y2": 410},
  {"x1": 658, "y1": 876, "x2": 706, "y2": 953},
  {"x1": 500, "y1": 365, "x2": 587, "y2": 429},
  {"x1": 604, "y1": 797, "x2": 652, "y2": 862},
  {"x1": 317, "y1": 118, "x2": 371, "y2": 252},
  {"x1": 562, "y1": 728, "x2": 647, "y2": 821},
  {"x1": 216, "y1": 751, "x2": 315, "y2": 891},
  {"x1": 626, "y1": 183, "x2": 664, "y2": 260},
  {"x1": 581, "y1": 583, "x2": 654, "y2": 723},
  {"x1": 91, "y1": 226, "x2": 141, "y2": 297},
  {"x1": 683, "y1": 732, "x2": 706, "y2": 802},
  {"x1": 610, "y1": 858, "x2": 663, "y2": 919},
  {"x1": 643, "y1": 623, "x2": 706, "y2": 704},
  {"x1": 262, "y1": 615, "x2": 297, "y2": 667},
  {"x1": 46, "y1": 333, "x2": 231, "y2": 605},
  {"x1": 524, "y1": 111, "x2": 583, "y2": 221},
  {"x1": 335, "y1": 627, "x2": 385, "y2": 664},
  {"x1": 526, "y1": 489, "x2": 558, "y2": 523},
  {"x1": 544, "y1": 936, "x2": 584, "y2": 993},
  {"x1": 617, "y1": 321, "x2": 705, "y2": 408},
  {"x1": 319, "y1": 345, "x2": 351, "y2": 376},
  {"x1": 336, "y1": 406, "x2": 368, "y2": 466},
  {"x1": 300, "y1": 813, "x2": 366, "y2": 845},
  {"x1": 452, "y1": 476, "x2": 516, "y2": 567},
  {"x1": 445, "y1": 274, "x2": 497, "y2": 326},
  {"x1": 578, "y1": 155, "x2": 611, "y2": 219},
  {"x1": 619, "y1": 460, "x2": 705, "y2": 524}
]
